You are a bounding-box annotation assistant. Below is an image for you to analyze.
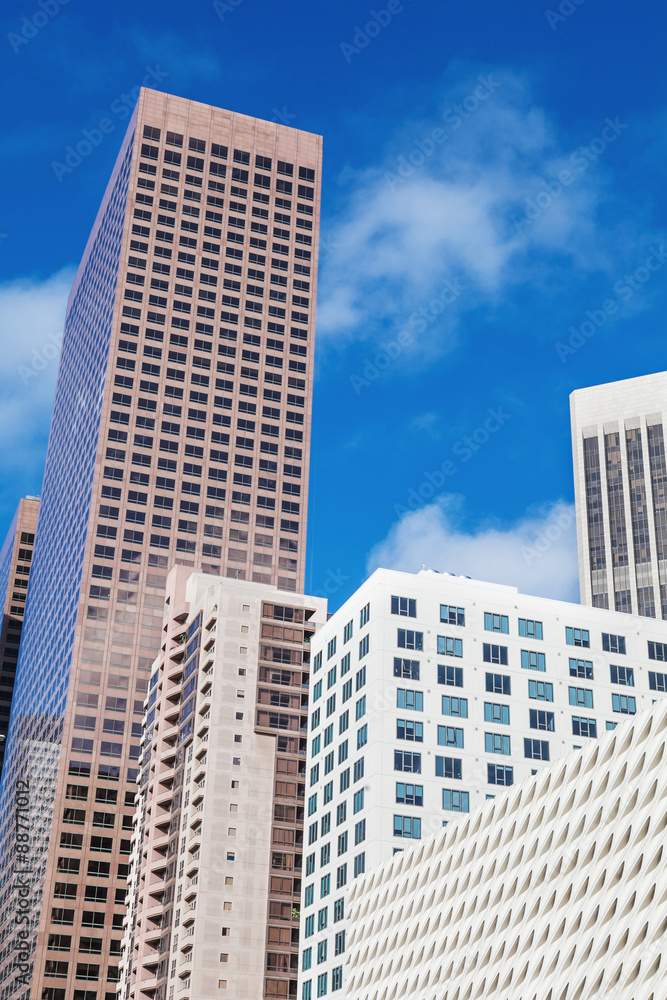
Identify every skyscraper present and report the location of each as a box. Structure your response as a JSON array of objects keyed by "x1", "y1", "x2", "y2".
[
  {"x1": 0, "y1": 497, "x2": 39, "y2": 776},
  {"x1": 571, "y1": 371, "x2": 667, "y2": 617},
  {"x1": 0, "y1": 89, "x2": 321, "y2": 1000},
  {"x1": 297, "y1": 567, "x2": 667, "y2": 999}
]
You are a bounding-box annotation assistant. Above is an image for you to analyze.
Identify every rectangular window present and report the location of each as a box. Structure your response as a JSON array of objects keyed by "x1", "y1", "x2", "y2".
[
  {"x1": 343, "y1": 620, "x2": 353, "y2": 643},
  {"x1": 648, "y1": 641, "x2": 667, "y2": 661},
  {"x1": 323, "y1": 782, "x2": 333, "y2": 805},
  {"x1": 304, "y1": 916, "x2": 314, "y2": 938},
  {"x1": 394, "y1": 657, "x2": 419, "y2": 679},
  {"x1": 487, "y1": 763, "x2": 513, "y2": 786},
  {"x1": 396, "y1": 782, "x2": 423, "y2": 806},
  {"x1": 391, "y1": 595, "x2": 417, "y2": 617},
  {"x1": 342, "y1": 680, "x2": 352, "y2": 703},
  {"x1": 568, "y1": 686, "x2": 594, "y2": 709},
  {"x1": 393, "y1": 815, "x2": 421, "y2": 838},
  {"x1": 355, "y1": 696, "x2": 366, "y2": 721},
  {"x1": 437, "y1": 726, "x2": 464, "y2": 748},
  {"x1": 337, "y1": 831, "x2": 347, "y2": 856},
  {"x1": 317, "y1": 972, "x2": 327, "y2": 997},
  {"x1": 326, "y1": 695, "x2": 336, "y2": 718},
  {"x1": 339, "y1": 769, "x2": 349, "y2": 793},
  {"x1": 437, "y1": 636, "x2": 462, "y2": 657},
  {"x1": 359, "y1": 603, "x2": 370, "y2": 627},
  {"x1": 518, "y1": 618, "x2": 543, "y2": 640},
  {"x1": 484, "y1": 732, "x2": 510, "y2": 755},
  {"x1": 397, "y1": 689, "x2": 423, "y2": 711},
  {"x1": 437, "y1": 664, "x2": 463, "y2": 687},
  {"x1": 356, "y1": 725, "x2": 368, "y2": 749},
  {"x1": 394, "y1": 750, "x2": 421, "y2": 773},
  {"x1": 324, "y1": 751, "x2": 334, "y2": 774},
  {"x1": 336, "y1": 864, "x2": 347, "y2": 889},
  {"x1": 332, "y1": 967, "x2": 343, "y2": 991},
  {"x1": 440, "y1": 605, "x2": 465, "y2": 626},
  {"x1": 610, "y1": 664, "x2": 634, "y2": 687},
  {"x1": 310, "y1": 764, "x2": 319, "y2": 786},
  {"x1": 327, "y1": 666, "x2": 337, "y2": 689},
  {"x1": 529, "y1": 709, "x2": 555, "y2": 731},
  {"x1": 435, "y1": 756, "x2": 462, "y2": 779},
  {"x1": 649, "y1": 670, "x2": 667, "y2": 692},
  {"x1": 336, "y1": 802, "x2": 346, "y2": 826},
  {"x1": 442, "y1": 696, "x2": 468, "y2": 718},
  {"x1": 484, "y1": 612, "x2": 509, "y2": 633},
  {"x1": 312, "y1": 680, "x2": 322, "y2": 703},
  {"x1": 353, "y1": 789, "x2": 364, "y2": 814},
  {"x1": 566, "y1": 627, "x2": 590, "y2": 647},
  {"x1": 524, "y1": 738, "x2": 549, "y2": 760},
  {"x1": 398, "y1": 629, "x2": 423, "y2": 651},
  {"x1": 305, "y1": 853, "x2": 315, "y2": 876},
  {"x1": 339, "y1": 711, "x2": 349, "y2": 734},
  {"x1": 396, "y1": 719, "x2": 423, "y2": 742},
  {"x1": 529, "y1": 679, "x2": 553, "y2": 701},
  {"x1": 320, "y1": 874, "x2": 330, "y2": 898},
  {"x1": 354, "y1": 820, "x2": 365, "y2": 845},
  {"x1": 572, "y1": 716, "x2": 597, "y2": 738},
  {"x1": 602, "y1": 633, "x2": 626, "y2": 654},
  {"x1": 483, "y1": 644, "x2": 508, "y2": 665},
  {"x1": 304, "y1": 885, "x2": 314, "y2": 907},
  {"x1": 358, "y1": 635, "x2": 369, "y2": 659},
  {"x1": 521, "y1": 649, "x2": 546, "y2": 672},
  {"x1": 483, "y1": 702, "x2": 510, "y2": 724},
  {"x1": 333, "y1": 899, "x2": 344, "y2": 923},
  {"x1": 569, "y1": 658, "x2": 594, "y2": 680},
  {"x1": 353, "y1": 758, "x2": 364, "y2": 783},
  {"x1": 485, "y1": 672, "x2": 511, "y2": 695},
  {"x1": 307, "y1": 794, "x2": 317, "y2": 816},
  {"x1": 612, "y1": 693, "x2": 636, "y2": 714},
  {"x1": 302, "y1": 949, "x2": 312, "y2": 972},
  {"x1": 353, "y1": 853, "x2": 365, "y2": 876},
  {"x1": 327, "y1": 637, "x2": 336, "y2": 660},
  {"x1": 442, "y1": 788, "x2": 470, "y2": 815}
]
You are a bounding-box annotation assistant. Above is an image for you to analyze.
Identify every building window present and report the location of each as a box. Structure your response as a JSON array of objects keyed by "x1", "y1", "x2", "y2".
[
  {"x1": 320, "y1": 875, "x2": 330, "y2": 898},
  {"x1": 355, "y1": 696, "x2": 366, "y2": 720},
  {"x1": 336, "y1": 864, "x2": 347, "y2": 889},
  {"x1": 358, "y1": 635, "x2": 369, "y2": 659},
  {"x1": 396, "y1": 719, "x2": 423, "y2": 742},
  {"x1": 327, "y1": 637, "x2": 336, "y2": 660},
  {"x1": 394, "y1": 750, "x2": 421, "y2": 773},
  {"x1": 612, "y1": 693, "x2": 636, "y2": 714},
  {"x1": 353, "y1": 853, "x2": 365, "y2": 876},
  {"x1": 569, "y1": 658, "x2": 593, "y2": 680},
  {"x1": 302, "y1": 949, "x2": 312, "y2": 972},
  {"x1": 353, "y1": 758, "x2": 364, "y2": 782},
  {"x1": 610, "y1": 664, "x2": 634, "y2": 686},
  {"x1": 394, "y1": 657, "x2": 419, "y2": 680},
  {"x1": 356, "y1": 725, "x2": 368, "y2": 749},
  {"x1": 483, "y1": 702, "x2": 509, "y2": 724},
  {"x1": 437, "y1": 664, "x2": 463, "y2": 687},
  {"x1": 529, "y1": 709, "x2": 555, "y2": 731},
  {"x1": 397, "y1": 689, "x2": 423, "y2": 711},
  {"x1": 393, "y1": 815, "x2": 421, "y2": 838},
  {"x1": 304, "y1": 916, "x2": 314, "y2": 938},
  {"x1": 484, "y1": 612, "x2": 509, "y2": 633},
  {"x1": 333, "y1": 899, "x2": 344, "y2": 922},
  {"x1": 353, "y1": 790, "x2": 364, "y2": 814},
  {"x1": 334, "y1": 931, "x2": 345, "y2": 956},
  {"x1": 343, "y1": 620, "x2": 353, "y2": 643},
  {"x1": 398, "y1": 629, "x2": 422, "y2": 651},
  {"x1": 440, "y1": 605, "x2": 465, "y2": 626},
  {"x1": 317, "y1": 973, "x2": 327, "y2": 998},
  {"x1": 529, "y1": 679, "x2": 553, "y2": 701},
  {"x1": 484, "y1": 732, "x2": 510, "y2": 755},
  {"x1": 396, "y1": 782, "x2": 423, "y2": 805},
  {"x1": 649, "y1": 670, "x2": 667, "y2": 692},
  {"x1": 303, "y1": 982, "x2": 312, "y2": 1000},
  {"x1": 572, "y1": 716, "x2": 597, "y2": 738},
  {"x1": 337, "y1": 831, "x2": 347, "y2": 855},
  {"x1": 354, "y1": 820, "x2": 365, "y2": 845},
  {"x1": 332, "y1": 967, "x2": 343, "y2": 991},
  {"x1": 442, "y1": 696, "x2": 468, "y2": 718},
  {"x1": 340, "y1": 769, "x2": 350, "y2": 793},
  {"x1": 603, "y1": 632, "x2": 626, "y2": 654},
  {"x1": 485, "y1": 672, "x2": 510, "y2": 695},
  {"x1": 487, "y1": 763, "x2": 513, "y2": 786},
  {"x1": 521, "y1": 649, "x2": 546, "y2": 672},
  {"x1": 359, "y1": 603, "x2": 370, "y2": 627},
  {"x1": 391, "y1": 596, "x2": 416, "y2": 617},
  {"x1": 437, "y1": 725, "x2": 464, "y2": 748},
  {"x1": 442, "y1": 789, "x2": 469, "y2": 812},
  {"x1": 304, "y1": 885, "x2": 314, "y2": 907},
  {"x1": 518, "y1": 618, "x2": 543, "y2": 639},
  {"x1": 317, "y1": 908, "x2": 328, "y2": 932},
  {"x1": 606, "y1": 721, "x2": 618, "y2": 731},
  {"x1": 524, "y1": 738, "x2": 549, "y2": 761},
  {"x1": 566, "y1": 627, "x2": 590, "y2": 647},
  {"x1": 483, "y1": 644, "x2": 508, "y2": 665},
  {"x1": 568, "y1": 686, "x2": 593, "y2": 709},
  {"x1": 435, "y1": 756, "x2": 462, "y2": 779},
  {"x1": 437, "y1": 636, "x2": 462, "y2": 657}
]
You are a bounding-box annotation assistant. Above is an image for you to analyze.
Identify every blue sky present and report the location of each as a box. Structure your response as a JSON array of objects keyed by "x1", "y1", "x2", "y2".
[{"x1": 1, "y1": 0, "x2": 667, "y2": 611}]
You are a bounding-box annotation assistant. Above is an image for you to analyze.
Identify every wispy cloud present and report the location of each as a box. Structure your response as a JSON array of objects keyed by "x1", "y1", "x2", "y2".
[
  {"x1": 317, "y1": 70, "x2": 629, "y2": 360},
  {"x1": 366, "y1": 495, "x2": 579, "y2": 602}
]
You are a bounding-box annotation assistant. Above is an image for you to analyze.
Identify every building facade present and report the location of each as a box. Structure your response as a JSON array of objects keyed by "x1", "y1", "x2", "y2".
[
  {"x1": 0, "y1": 497, "x2": 39, "y2": 776},
  {"x1": 297, "y1": 567, "x2": 667, "y2": 999},
  {"x1": 0, "y1": 89, "x2": 321, "y2": 1000},
  {"x1": 571, "y1": 370, "x2": 667, "y2": 616},
  {"x1": 346, "y1": 697, "x2": 667, "y2": 1000},
  {"x1": 120, "y1": 569, "x2": 326, "y2": 1000}
]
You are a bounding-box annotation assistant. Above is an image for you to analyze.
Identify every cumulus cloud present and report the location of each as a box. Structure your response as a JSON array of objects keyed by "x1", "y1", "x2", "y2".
[
  {"x1": 0, "y1": 269, "x2": 73, "y2": 518},
  {"x1": 367, "y1": 495, "x2": 579, "y2": 602},
  {"x1": 317, "y1": 70, "x2": 616, "y2": 356}
]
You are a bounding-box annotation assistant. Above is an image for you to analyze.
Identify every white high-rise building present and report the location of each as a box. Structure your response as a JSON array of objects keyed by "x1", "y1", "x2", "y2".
[
  {"x1": 297, "y1": 567, "x2": 667, "y2": 1000},
  {"x1": 571, "y1": 370, "x2": 667, "y2": 617},
  {"x1": 345, "y1": 697, "x2": 667, "y2": 1000}
]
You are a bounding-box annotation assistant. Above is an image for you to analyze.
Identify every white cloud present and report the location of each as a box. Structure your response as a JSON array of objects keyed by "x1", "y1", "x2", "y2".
[
  {"x1": 317, "y1": 70, "x2": 615, "y2": 356},
  {"x1": 366, "y1": 495, "x2": 579, "y2": 603},
  {"x1": 0, "y1": 269, "x2": 73, "y2": 513}
]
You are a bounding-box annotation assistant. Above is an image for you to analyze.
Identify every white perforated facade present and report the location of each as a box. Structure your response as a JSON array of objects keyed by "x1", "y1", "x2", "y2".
[{"x1": 346, "y1": 698, "x2": 667, "y2": 1000}]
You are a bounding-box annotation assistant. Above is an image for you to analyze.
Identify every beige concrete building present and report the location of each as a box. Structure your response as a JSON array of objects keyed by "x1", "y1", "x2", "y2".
[
  {"x1": 571, "y1": 370, "x2": 667, "y2": 617},
  {"x1": 0, "y1": 496, "x2": 39, "y2": 776},
  {"x1": 119, "y1": 568, "x2": 326, "y2": 1000},
  {"x1": 0, "y1": 90, "x2": 321, "y2": 1000}
]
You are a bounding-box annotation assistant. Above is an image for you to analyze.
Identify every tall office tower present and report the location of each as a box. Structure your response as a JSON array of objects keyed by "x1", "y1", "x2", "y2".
[
  {"x1": 0, "y1": 89, "x2": 321, "y2": 1000},
  {"x1": 0, "y1": 497, "x2": 39, "y2": 776},
  {"x1": 571, "y1": 370, "x2": 667, "y2": 617},
  {"x1": 120, "y1": 568, "x2": 326, "y2": 1000},
  {"x1": 297, "y1": 567, "x2": 667, "y2": 999},
  {"x1": 346, "y1": 698, "x2": 667, "y2": 1000}
]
